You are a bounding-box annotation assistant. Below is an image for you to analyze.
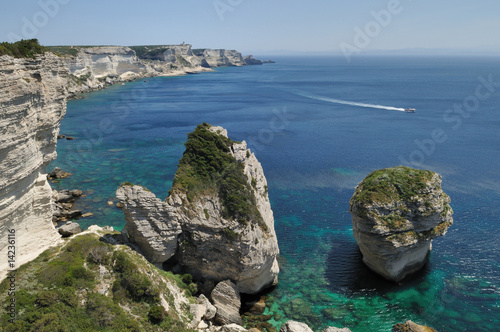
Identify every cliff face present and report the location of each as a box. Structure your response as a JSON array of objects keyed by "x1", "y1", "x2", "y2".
[
  {"x1": 349, "y1": 166, "x2": 453, "y2": 282},
  {"x1": 199, "y1": 49, "x2": 246, "y2": 67},
  {"x1": 0, "y1": 53, "x2": 68, "y2": 280},
  {"x1": 116, "y1": 124, "x2": 279, "y2": 294},
  {"x1": 56, "y1": 44, "x2": 259, "y2": 95}
]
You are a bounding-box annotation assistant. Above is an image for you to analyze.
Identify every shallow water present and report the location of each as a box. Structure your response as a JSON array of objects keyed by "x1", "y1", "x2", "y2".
[{"x1": 51, "y1": 56, "x2": 500, "y2": 331}]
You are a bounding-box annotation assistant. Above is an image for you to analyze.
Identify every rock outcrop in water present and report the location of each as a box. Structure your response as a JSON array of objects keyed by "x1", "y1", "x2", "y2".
[
  {"x1": 0, "y1": 52, "x2": 68, "y2": 280},
  {"x1": 349, "y1": 166, "x2": 453, "y2": 282},
  {"x1": 117, "y1": 123, "x2": 279, "y2": 295}
]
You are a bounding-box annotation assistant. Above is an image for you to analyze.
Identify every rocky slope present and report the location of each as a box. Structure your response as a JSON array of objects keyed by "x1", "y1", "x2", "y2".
[
  {"x1": 116, "y1": 124, "x2": 279, "y2": 295},
  {"x1": 0, "y1": 228, "x2": 199, "y2": 331},
  {"x1": 0, "y1": 53, "x2": 68, "y2": 281},
  {"x1": 349, "y1": 166, "x2": 453, "y2": 282}
]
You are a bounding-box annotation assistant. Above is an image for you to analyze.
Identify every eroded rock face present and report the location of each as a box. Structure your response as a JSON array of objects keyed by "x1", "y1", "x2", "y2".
[
  {"x1": 0, "y1": 53, "x2": 68, "y2": 280},
  {"x1": 116, "y1": 124, "x2": 279, "y2": 294},
  {"x1": 211, "y1": 280, "x2": 243, "y2": 326},
  {"x1": 349, "y1": 166, "x2": 453, "y2": 282},
  {"x1": 116, "y1": 185, "x2": 182, "y2": 265}
]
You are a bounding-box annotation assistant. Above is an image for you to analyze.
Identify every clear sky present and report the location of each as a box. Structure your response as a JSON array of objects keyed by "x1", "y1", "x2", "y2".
[{"x1": 1, "y1": 0, "x2": 499, "y2": 55}]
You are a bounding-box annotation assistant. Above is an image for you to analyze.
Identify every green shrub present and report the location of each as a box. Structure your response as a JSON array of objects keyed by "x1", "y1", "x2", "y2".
[
  {"x1": 148, "y1": 305, "x2": 165, "y2": 323},
  {"x1": 171, "y1": 123, "x2": 264, "y2": 227},
  {"x1": 181, "y1": 274, "x2": 193, "y2": 285},
  {"x1": 112, "y1": 251, "x2": 160, "y2": 303},
  {"x1": 0, "y1": 39, "x2": 47, "y2": 58},
  {"x1": 223, "y1": 227, "x2": 240, "y2": 240},
  {"x1": 36, "y1": 291, "x2": 59, "y2": 307},
  {"x1": 30, "y1": 312, "x2": 67, "y2": 332}
]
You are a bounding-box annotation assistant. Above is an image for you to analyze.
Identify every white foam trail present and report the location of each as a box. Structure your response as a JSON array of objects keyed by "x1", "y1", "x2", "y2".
[{"x1": 298, "y1": 92, "x2": 406, "y2": 112}]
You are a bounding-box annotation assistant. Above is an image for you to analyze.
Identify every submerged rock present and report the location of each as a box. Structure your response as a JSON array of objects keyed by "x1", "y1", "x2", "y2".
[
  {"x1": 349, "y1": 166, "x2": 453, "y2": 282},
  {"x1": 392, "y1": 320, "x2": 438, "y2": 332},
  {"x1": 279, "y1": 320, "x2": 314, "y2": 332},
  {"x1": 117, "y1": 123, "x2": 279, "y2": 294},
  {"x1": 322, "y1": 327, "x2": 352, "y2": 332}
]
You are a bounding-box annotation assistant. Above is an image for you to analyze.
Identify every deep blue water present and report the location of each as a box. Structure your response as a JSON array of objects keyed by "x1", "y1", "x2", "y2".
[{"x1": 51, "y1": 56, "x2": 500, "y2": 331}]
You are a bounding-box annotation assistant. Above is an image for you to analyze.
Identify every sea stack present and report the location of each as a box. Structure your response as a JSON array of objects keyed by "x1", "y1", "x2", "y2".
[
  {"x1": 117, "y1": 123, "x2": 279, "y2": 294},
  {"x1": 349, "y1": 166, "x2": 453, "y2": 282}
]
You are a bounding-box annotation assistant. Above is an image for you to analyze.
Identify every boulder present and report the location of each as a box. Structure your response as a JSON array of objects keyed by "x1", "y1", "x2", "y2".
[
  {"x1": 197, "y1": 294, "x2": 217, "y2": 320},
  {"x1": 48, "y1": 167, "x2": 71, "y2": 179},
  {"x1": 56, "y1": 191, "x2": 74, "y2": 203},
  {"x1": 221, "y1": 324, "x2": 248, "y2": 332},
  {"x1": 63, "y1": 210, "x2": 83, "y2": 220},
  {"x1": 322, "y1": 327, "x2": 352, "y2": 332},
  {"x1": 70, "y1": 189, "x2": 83, "y2": 197},
  {"x1": 211, "y1": 280, "x2": 242, "y2": 326},
  {"x1": 350, "y1": 166, "x2": 453, "y2": 282},
  {"x1": 58, "y1": 222, "x2": 82, "y2": 237},
  {"x1": 392, "y1": 320, "x2": 438, "y2": 332},
  {"x1": 279, "y1": 321, "x2": 314, "y2": 332}
]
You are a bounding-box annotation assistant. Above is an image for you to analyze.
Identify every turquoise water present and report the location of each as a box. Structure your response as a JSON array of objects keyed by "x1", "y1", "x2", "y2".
[{"x1": 51, "y1": 56, "x2": 500, "y2": 331}]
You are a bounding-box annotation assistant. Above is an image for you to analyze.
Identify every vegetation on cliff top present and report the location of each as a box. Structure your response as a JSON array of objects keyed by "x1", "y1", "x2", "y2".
[
  {"x1": 170, "y1": 123, "x2": 263, "y2": 226},
  {"x1": 0, "y1": 39, "x2": 47, "y2": 58},
  {"x1": 351, "y1": 166, "x2": 435, "y2": 208},
  {"x1": 0, "y1": 233, "x2": 196, "y2": 332},
  {"x1": 129, "y1": 46, "x2": 169, "y2": 59}
]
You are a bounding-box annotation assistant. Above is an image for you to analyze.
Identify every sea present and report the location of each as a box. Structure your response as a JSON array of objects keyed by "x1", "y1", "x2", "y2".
[{"x1": 50, "y1": 55, "x2": 500, "y2": 331}]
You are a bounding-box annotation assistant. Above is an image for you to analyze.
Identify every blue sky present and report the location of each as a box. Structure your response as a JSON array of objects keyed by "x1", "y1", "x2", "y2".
[{"x1": 1, "y1": 0, "x2": 499, "y2": 55}]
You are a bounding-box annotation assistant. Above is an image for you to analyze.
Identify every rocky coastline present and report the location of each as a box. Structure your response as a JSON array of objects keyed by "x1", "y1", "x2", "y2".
[
  {"x1": 0, "y1": 42, "x2": 445, "y2": 331},
  {"x1": 47, "y1": 44, "x2": 270, "y2": 97}
]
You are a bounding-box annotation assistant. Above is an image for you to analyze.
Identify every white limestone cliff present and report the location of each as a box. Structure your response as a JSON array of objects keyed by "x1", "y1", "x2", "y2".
[
  {"x1": 0, "y1": 53, "x2": 68, "y2": 281},
  {"x1": 59, "y1": 44, "x2": 258, "y2": 95},
  {"x1": 116, "y1": 125, "x2": 279, "y2": 294},
  {"x1": 199, "y1": 49, "x2": 246, "y2": 67}
]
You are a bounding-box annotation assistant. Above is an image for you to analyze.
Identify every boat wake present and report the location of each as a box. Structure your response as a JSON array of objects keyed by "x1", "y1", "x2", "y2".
[{"x1": 297, "y1": 92, "x2": 406, "y2": 112}]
